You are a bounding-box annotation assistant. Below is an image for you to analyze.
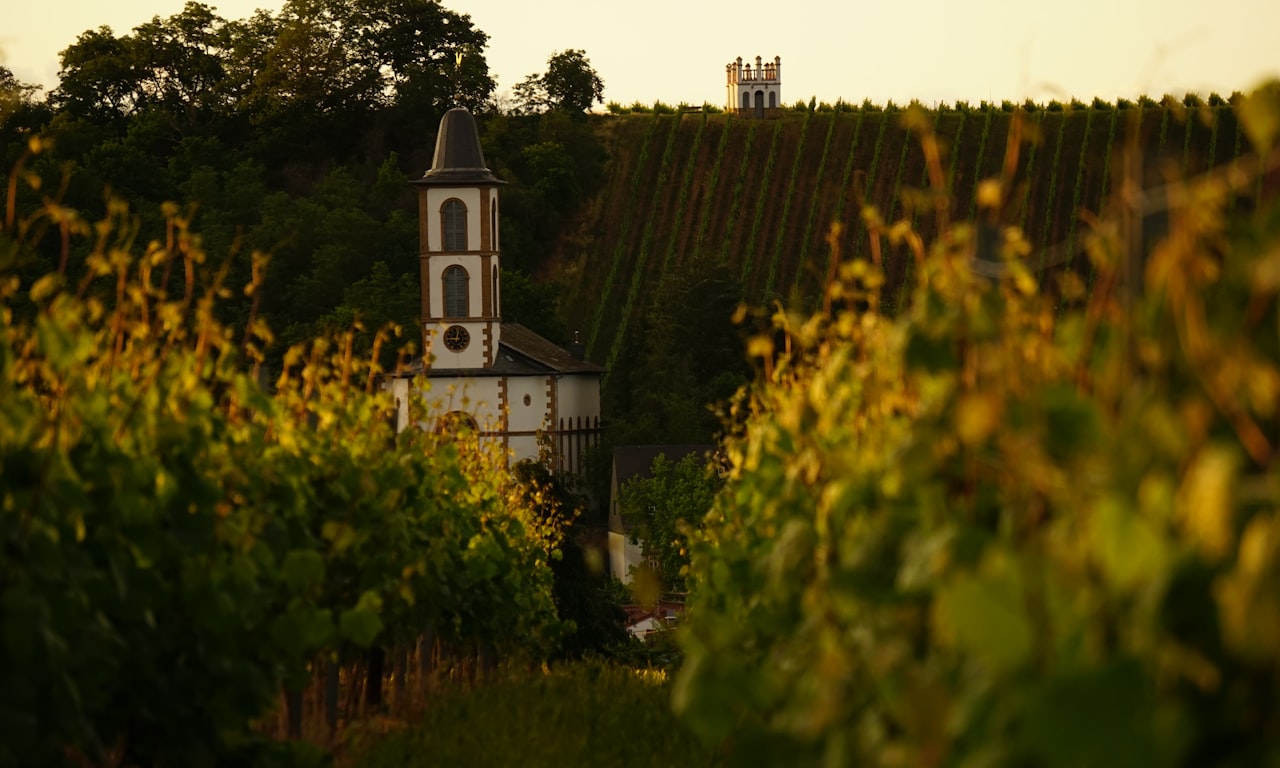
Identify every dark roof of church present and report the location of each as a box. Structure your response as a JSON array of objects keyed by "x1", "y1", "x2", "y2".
[
  {"x1": 499, "y1": 324, "x2": 604, "y2": 374},
  {"x1": 412, "y1": 107, "x2": 503, "y2": 186},
  {"x1": 395, "y1": 323, "x2": 604, "y2": 378}
]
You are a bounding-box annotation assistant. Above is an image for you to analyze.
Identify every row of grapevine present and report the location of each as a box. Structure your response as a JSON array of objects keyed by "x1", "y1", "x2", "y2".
[
  {"x1": 883, "y1": 115, "x2": 918, "y2": 309},
  {"x1": 715, "y1": 120, "x2": 760, "y2": 267},
  {"x1": 1, "y1": 189, "x2": 564, "y2": 765},
  {"x1": 739, "y1": 119, "x2": 786, "y2": 284},
  {"x1": 790, "y1": 113, "x2": 841, "y2": 295},
  {"x1": 814, "y1": 111, "x2": 867, "y2": 296},
  {"x1": 851, "y1": 111, "x2": 892, "y2": 266},
  {"x1": 584, "y1": 113, "x2": 661, "y2": 358},
  {"x1": 1017, "y1": 110, "x2": 1046, "y2": 232},
  {"x1": 966, "y1": 107, "x2": 994, "y2": 219},
  {"x1": 689, "y1": 114, "x2": 735, "y2": 262},
  {"x1": 1037, "y1": 111, "x2": 1068, "y2": 267},
  {"x1": 1087, "y1": 107, "x2": 1121, "y2": 289},
  {"x1": 655, "y1": 112, "x2": 709, "y2": 284},
  {"x1": 1063, "y1": 109, "x2": 1097, "y2": 290},
  {"x1": 761, "y1": 110, "x2": 814, "y2": 298},
  {"x1": 604, "y1": 115, "x2": 683, "y2": 372}
]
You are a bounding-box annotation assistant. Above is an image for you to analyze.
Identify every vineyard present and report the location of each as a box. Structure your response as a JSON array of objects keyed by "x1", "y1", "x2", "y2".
[
  {"x1": 673, "y1": 86, "x2": 1280, "y2": 765},
  {"x1": 554, "y1": 99, "x2": 1255, "y2": 373},
  {"x1": 0, "y1": 184, "x2": 570, "y2": 765}
]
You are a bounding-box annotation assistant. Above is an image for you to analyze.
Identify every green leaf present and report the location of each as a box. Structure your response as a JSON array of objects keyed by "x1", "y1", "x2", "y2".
[
  {"x1": 280, "y1": 549, "x2": 325, "y2": 591},
  {"x1": 270, "y1": 603, "x2": 333, "y2": 652},
  {"x1": 1042, "y1": 384, "x2": 1100, "y2": 463},
  {"x1": 339, "y1": 591, "x2": 384, "y2": 648},
  {"x1": 1022, "y1": 660, "x2": 1169, "y2": 767},
  {"x1": 934, "y1": 553, "x2": 1032, "y2": 672},
  {"x1": 1090, "y1": 496, "x2": 1168, "y2": 593}
]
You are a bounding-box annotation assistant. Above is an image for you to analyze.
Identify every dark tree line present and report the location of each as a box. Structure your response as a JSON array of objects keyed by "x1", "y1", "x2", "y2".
[
  {"x1": 1, "y1": 0, "x2": 608, "y2": 369},
  {"x1": 3, "y1": 0, "x2": 744, "y2": 503}
]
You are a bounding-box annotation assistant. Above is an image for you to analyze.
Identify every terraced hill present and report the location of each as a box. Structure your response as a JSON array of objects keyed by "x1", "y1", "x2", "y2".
[{"x1": 550, "y1": 102, "x2": 1256, "y2": 378}]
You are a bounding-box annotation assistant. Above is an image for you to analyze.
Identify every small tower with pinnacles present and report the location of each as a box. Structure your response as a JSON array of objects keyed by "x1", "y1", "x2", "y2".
[{"x1": 726, "y1": 55, "x2": 782, "y2": 118}]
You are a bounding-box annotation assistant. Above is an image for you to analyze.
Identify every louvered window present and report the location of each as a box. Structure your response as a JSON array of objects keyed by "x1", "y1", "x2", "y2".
[
  {"x1": 442, "y1": 199, "x2": 467, "y2": 251},
  {"x1": 444, "y1": 266, "x2": 468, "y2": 317}
]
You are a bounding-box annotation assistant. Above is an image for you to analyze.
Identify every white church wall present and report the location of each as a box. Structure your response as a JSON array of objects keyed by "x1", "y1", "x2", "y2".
[
  {"x1": 507, "y1": 375, "x2": 549, "y2": 433},
  {"x1": 556, "y1": 374, "x2": 602, "y2": 424}
]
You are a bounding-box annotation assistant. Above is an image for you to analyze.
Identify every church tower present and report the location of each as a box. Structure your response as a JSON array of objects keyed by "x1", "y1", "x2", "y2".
[
  {"x1": 411, "y1": 107, "x2": 504, "y2": 369},
  {"x1": 392, "y1": 106, "x2": 604, "y2": 477},
  {"x1": 726, "y1": 55, "x2": 782, "y2": 118}
]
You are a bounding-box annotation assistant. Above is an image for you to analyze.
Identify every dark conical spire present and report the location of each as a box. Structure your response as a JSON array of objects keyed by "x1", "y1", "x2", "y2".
[{"x1": 414, "y1": 107, "x2": 502, "y2": 186}]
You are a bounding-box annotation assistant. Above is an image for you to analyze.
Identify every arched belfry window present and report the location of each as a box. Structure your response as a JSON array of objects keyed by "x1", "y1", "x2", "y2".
[
  {"x1": 741, "y1": 92, "x2": 750, "y2": 109},
  {"x1": 443, "y1": 265, "x2": 469, "y2": 317},
  {"x1": 769, "y1": 91, "x2": 777, "y2": 108},
  {"x1": 442, "y1": 199, "x2": 467, "y2": 251},
  {"x1": 492, "y1": 266, "x2": 499, "y2": 316}
]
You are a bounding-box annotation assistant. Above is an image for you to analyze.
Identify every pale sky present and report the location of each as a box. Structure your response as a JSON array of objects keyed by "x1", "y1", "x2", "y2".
[{"x1": 3, "y1": 0, "x2": 1279, "y2": 108}]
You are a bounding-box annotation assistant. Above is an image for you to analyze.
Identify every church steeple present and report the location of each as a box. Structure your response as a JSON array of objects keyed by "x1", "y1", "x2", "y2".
[{"x1": 411, "y1": 108, "x2": 505, "y2": 369}]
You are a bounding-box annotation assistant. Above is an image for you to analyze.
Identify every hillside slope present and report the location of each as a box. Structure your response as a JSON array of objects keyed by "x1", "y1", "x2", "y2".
[{"x1": 551, "y1": 103, "x2": 1253, "y2": 381}]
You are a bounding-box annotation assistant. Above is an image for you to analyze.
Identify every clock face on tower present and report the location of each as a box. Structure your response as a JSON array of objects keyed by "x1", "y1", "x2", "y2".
[{"x1": 443, "y1": 324, "x2": 470, "y2": 352}]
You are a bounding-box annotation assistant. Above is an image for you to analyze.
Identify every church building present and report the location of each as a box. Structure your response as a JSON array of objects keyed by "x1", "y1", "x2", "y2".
[{"x1": 387, "y1": 108, "x2": 603, "y2": 476}]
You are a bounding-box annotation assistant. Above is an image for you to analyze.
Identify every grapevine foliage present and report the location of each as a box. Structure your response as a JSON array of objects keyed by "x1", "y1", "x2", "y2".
[
  {"x1": 0, "y1": 165, "x2": 563, "y2": 765},
  {"x1": 676, "y1": 82, "x2": 1280, "y2": 767}
]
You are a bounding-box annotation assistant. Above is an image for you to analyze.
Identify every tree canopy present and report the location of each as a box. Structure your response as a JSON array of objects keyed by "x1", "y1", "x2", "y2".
[{"x1": 513, "y1": 49, "x2": 605, "y2": 115}]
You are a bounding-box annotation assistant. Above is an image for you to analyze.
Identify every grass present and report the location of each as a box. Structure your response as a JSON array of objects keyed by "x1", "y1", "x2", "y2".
[{"x1": 341, "y1": 662, "x2": 723, "y2": 768}]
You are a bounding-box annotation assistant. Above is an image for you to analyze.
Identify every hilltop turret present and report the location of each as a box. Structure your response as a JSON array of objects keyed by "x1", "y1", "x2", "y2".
[{"x1": 726, "y1": 55, "x2": 782, "y2": 118}]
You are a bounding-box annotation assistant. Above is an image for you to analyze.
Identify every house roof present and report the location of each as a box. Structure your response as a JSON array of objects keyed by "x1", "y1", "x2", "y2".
[
  {"x1": 392, "y1": 323, "x2": 605, "y2": 378},
  {"x1": 609, "y1": 444, "x2": 715, "y2": 534},
  {"x1": 612, "y1": 444, "x2": 714, "y2": 487},
  {"x1": 411, "y1": 107, "x2": 503, "y2": 187}
]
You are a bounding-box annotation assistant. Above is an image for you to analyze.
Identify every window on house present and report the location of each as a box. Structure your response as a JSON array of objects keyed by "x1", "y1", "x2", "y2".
[
  {"x1": 444, "y1": 265, "x2": 468, "y2": 317},
  {"x1": 442, "y1": 199, "x2": 467, "y2": 251}
]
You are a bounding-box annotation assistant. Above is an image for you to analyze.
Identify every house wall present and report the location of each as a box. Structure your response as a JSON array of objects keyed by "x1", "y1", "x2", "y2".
[
  {"x1": 608, "y1": 530, "x2": 644, "y2": 584},
  {"x1": 556, "y1": 374, "x2": 602, "y2": 424}
]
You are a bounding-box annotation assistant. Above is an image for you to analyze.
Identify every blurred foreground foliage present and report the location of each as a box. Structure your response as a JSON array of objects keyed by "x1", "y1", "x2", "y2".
[
  {"x1": 0, "y1": 148, "x2": 566, "y2": 766},
  {"x1": 676, "y1": 81, "x2": 1280, "y2": 767}
]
